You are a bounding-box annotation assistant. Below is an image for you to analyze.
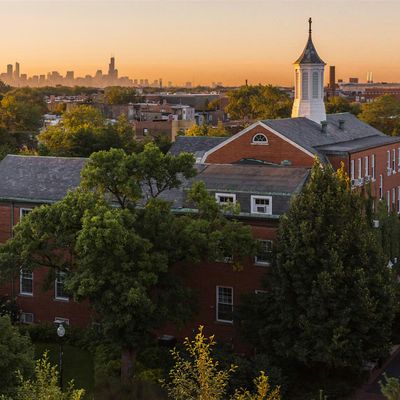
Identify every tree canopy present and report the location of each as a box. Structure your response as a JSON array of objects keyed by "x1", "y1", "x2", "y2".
[
  {"x1": 0, "y1": 144, "x2": 256, "y2": 380},
  {"x1": 239, "y1": 160, "x2": 397, "y2": 396},
  {"x1": 38, "y1": 105, "x2": 139, "y2": 156},
  {"x1": 185, "y1": 121, "x2": 229, "y2": 137},
  {"x1": 359, "y1": 95, "x2": 400, "y2": 136},
  {"x1": 325, "y1": 96, "x2": 360, "y2": 115},
  {"x1": 225, "y1": 85, "x2": 291, "y2": 121},
  {"x1": 103, "y1": 86, "x2": 143, "y2": 105}
]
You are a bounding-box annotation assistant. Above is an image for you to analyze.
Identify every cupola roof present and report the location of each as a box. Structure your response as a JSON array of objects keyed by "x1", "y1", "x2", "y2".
[{"x1": 294, "y1": 18, "x2": 325, "y2": 65}]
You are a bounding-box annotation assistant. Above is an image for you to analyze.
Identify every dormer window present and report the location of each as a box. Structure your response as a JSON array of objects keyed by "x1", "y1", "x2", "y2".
[
  {"x1": 252, "y1": 133, "x2": 268, "y2": 145},
  {"x1": 215, "y1": 193, "x2": 236, "y2": 205},
  {"x1": 251, "y1": 195, "x2": 272, "y2": 215}
]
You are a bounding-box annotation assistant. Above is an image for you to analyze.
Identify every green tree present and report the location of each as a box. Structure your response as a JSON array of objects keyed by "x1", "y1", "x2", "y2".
[
  {"x1": 1, "y1": 352, "x2": 84, "y2": 400},
  {"x1": 0, "y1": 88, "x2": 46, "y2": 133},
  {"x1": 325, "y1": 96, "x2": 360, "y2": 115},
  {"x1": 104, "y1": 86, "x2": 143, "y2": 105},
  {"x1": 0, "y1": 315, "x2": 34, "y2": 396},
  {"x1": 185, "y1": 121, "x2": 229, "y2": 137},
  {"x1": 0, "y1": 144, "x2": 256, "y2": 381},
  {"x1": 239, "y1": 161, "x2": 397, "y2": 392},
  {"x1": 359, "y1": 95, "x2": 400, "y2": 136},
  {"x1": 380, "y1": 373, "x2": 400, "y2": 400},
  {"x1": 225, "y1": 85, "x2": 291, "y2": 120},
  {"x1": 38, "y1": 105, "x2": 137, "y2": 156},
  {"x1": 164, "y1": 326, "x2": 280, "y2": 400}
]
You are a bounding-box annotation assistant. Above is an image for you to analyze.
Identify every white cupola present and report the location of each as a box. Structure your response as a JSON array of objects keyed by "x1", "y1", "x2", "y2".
[{"x1": 291, "y1": 18, "x2": 326, "y2": 124}]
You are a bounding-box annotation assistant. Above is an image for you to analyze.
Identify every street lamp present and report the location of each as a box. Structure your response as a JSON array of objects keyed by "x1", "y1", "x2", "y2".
[{"x1": 57, "y1": 323, "x2": 65, "y2": 390}]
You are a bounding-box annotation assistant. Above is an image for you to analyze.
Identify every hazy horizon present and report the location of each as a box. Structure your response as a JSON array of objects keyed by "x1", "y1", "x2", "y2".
[{"x1": 1, "y1": 0, "x2": 400, "y2": 86}]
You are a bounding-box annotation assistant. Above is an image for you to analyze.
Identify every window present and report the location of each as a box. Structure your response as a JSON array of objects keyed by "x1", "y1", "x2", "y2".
[
  {"x1": 387, "y1": 191, "x2": 390, "y2": 211},
  {"x1": 393, "y1": 149, "x2": 396, "y2": 173},
  {"x1": 398, "y1": 148, "x2": 400, "y2": 171},
  {"x1": 251, "y1": 196, "x2": 272, "y2": 215},
  {"x1": 387, "y1": 150, "x2": 391, "y2": 175},
  {"x1": 295, "y1": 71, "x2": 299, "y2": 99},
  {"x1": 364, "y1": 156, "x2": 369, "y2": 177},
  {"x1": 54, "y1": 317, "x2": 70, "y2": 326},
  {"x1": 350, "y1": 160, "x2": 355, "y2": 181},
  {"x1": 55, "y1": 271, "x2": 69, "y2": 301},
  {"x1": 398, "y1": 187, "x2": 400, "y2": 213},
  {"x1": 20, "y1": 269, "x2": 33, "y2": 296},
  {"x1": 254, "y1": 240, "x2": 273, "y2": 266},
  {"x1": 215, "y1": 193, "x2": 236, "y2": 205},
  {"x1": 216, "y1": 286, "x2": 233, "y2": 323},
  {"x1": 301, "y1": 72, "x2": 309, "y2": 100},
  {"x1": 372, "y1": 154, "x2": 376, "y2": 180},
  {"x1": 252, "y1": 133, "x2": 268, "y2": 145},
  {"x1": 358, "y1": 158, "x2": 362, "y2": 180},
  {"x1": 20, "y1": 313, "x2": 34, "y2": 324},
  {"x1": 255, "y1": 289, "x2": 267, "y2": 295},
  {"x1": 312, "y1": 71, "x2": 319, "y2": 99},
  {"x1": 20, "y1": 208, "x2": 32, "y2": 220},
  {"x1": 393, "y1": 188, "x2": 396, "y2": 209},
  {"x1": 379, "y1": 175, "x2": 383, "y2": 199}
]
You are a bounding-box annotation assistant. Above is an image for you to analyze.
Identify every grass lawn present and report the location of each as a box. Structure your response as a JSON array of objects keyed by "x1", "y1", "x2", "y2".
[{"x1": 34, "y1": 342, "x2": 94, "y2": 399}]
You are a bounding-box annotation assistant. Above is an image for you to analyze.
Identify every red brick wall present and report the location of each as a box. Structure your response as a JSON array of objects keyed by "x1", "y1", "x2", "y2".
[{"x1": 205, "y1": 125, "x2": 314, "y2": 166}]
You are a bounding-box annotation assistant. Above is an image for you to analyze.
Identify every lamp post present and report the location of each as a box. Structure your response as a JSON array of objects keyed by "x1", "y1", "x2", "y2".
[{"x1": 57, "y1": 323, "x2": 65, "y2": 390}]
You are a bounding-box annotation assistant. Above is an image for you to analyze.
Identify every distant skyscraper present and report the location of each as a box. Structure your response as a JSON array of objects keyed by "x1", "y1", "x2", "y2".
[
  {"x1": 6, "y1": 64, "x2": 13, "y2": 79},
  {"x1": 66, "y1": 71, "x2": 74, "y2": 81},
  {"x1": 14, "y1": 62, "x2": 20, "y2": 80},
  {"x1": 108, "y1": 57, "x2": 118, "y2": 81}
]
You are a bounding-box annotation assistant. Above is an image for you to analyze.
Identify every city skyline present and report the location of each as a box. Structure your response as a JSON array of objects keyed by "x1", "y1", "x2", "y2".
[{"x1": 2, "y1": 1, "x2": 400, "y2": 86}]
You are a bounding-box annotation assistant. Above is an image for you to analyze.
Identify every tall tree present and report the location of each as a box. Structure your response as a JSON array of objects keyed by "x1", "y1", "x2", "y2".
[
  {"x1": 225, "y1": 85, "x2": 291, "y2": 121},
  {"x1": 239, "y1": 161, "x2": 397, "y2": 392},
  {"x1": 359, "y1": 95, "x2": 400, "y2": 136},
  {"x1": 325, "y1": 96, "x2": 360, "y2": 115},
  {"x1": 0, "y1": 315, "x2": 34, "y2": 397},
  {"x1": 185, "y1": 121, "x2": 229, "y2": 137},
  {"x1": 0, "y1": 144, "x2": 256, "y2": 381},
  {"x1": 103, "y1": 86, "x2": 143, "y2": 105}
]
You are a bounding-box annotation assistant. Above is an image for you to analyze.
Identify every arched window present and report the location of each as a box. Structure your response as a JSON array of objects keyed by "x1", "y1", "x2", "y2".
[
  {"x1": 312, "y1": 71, "x2": 319, "y2": 99},
  {"x1": 252, "y1": 133, "x2": 268, "y2": 145},
  {"x1": 301, "y1": 71, "x2": 309, "y2": 100}
]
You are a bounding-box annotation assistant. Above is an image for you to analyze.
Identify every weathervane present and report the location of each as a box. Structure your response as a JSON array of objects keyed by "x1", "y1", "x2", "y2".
[{"x1": 308, "y1": 17, "x2": 312, "y2": 36}]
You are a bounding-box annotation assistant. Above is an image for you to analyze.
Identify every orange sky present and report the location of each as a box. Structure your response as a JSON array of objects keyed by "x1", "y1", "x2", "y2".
[{"x1": 1, "y1": 0, "x2": 400, "y2": 86}]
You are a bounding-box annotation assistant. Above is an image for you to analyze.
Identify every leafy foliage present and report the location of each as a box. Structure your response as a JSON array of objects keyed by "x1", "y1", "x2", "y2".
[
  {"x1": 225, "y1": 85, "x2": 291, "y2": 120},
  {"x1": 359, "y1": 95, "x2": 400, "y2": 136},
  {"x1": 239, "y1": 160, "x2": 397, "y2": 396},
  {"x1": 103, "y1": 86, "x2": 143, "y2": 105},
  {"x1": 380, "y1": 373, "x2": 400, "y2": 400},
  {"x1": 185, "y1": 121, "x2": 229, "y2": 137},
  {"x1": 0, "y1": 315, "x2": 34, "y2": 396},
  {"x1": 325, "y1": 96, "x2": 360, "y2": 115},
  {"x1": 0, "y1": 352, "x2": 85, "y2": 400},
  {"x1": 164, "y1": 326, "x2": 280, "y2": 400}
]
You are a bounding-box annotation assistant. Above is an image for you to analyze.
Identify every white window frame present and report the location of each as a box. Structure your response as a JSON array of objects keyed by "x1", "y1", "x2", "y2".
[
  {"x1": 54, "y1": 317, "x2": 70, "y2": 326},
  {"x1": 387, "y1": 191, "x2": 390, "y2": 211},
  {"x1": 20, "y1": 268, "x2": 33, "y2": 296},
  {"x1": 379, "y1": 175, "x2": 383, "y2": 199},
  {"x1": 371, "y1": 154, "x2": 376, "y2": 180},
  {"x1": 364, "y1": 156, "x2": 369, "y2": 177},
  {"x1": 20, "y1": 312, "x2": 34, "y2": 324},
  {"x1": 251, "y1": 133, "x2": 269, "y2": 145},
  {"x1": 398, "y1": 148, "x2": 400, "y2": 172},
  {"x1": 350, "y1": 159, "x2": 355, "y2": 181},
  {"x1": 216, "y1": 286, "x2": 233, "y2": 324},
  {"x1": 19, "y1": 208, "x2": 32, "y2": 220},
  {"x1": 55, "y1": 271, "x2": 69, "y2": 301},
  {"x1": 387, "y1": 150, "x2": 391, "y2": 175},
  {"x1": 215, "y1": 193, "x2": 236, "y2": 205},
  {"x1": 398, "y1": 187, "x2": 400, "y2": 214},
  {"x1": 358, "y1": 158, "x2": 362, "y2": 179},
  {"x1": 393, "y1": 188, "x2": 396, "y2": 208},
  {"x1": 393, "y1": 149, "x2": 397, "y2": 173},
  {"x1": 251, "y1": 195, "x2": 272, "y2": 215},
  {"x1": 254, "y1": 239, "x2": 273, "y2": 266}
]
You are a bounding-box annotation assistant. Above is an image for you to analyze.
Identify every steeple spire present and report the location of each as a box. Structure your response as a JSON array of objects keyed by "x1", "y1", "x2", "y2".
[{"x1": 308, "y1": 17, "x2": 312, "y2": 36}]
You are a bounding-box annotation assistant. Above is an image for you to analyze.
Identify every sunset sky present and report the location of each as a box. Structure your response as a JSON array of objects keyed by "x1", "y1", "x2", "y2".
[{"x1": 1, "y1": 0, "x2": 400, "y2": 86}]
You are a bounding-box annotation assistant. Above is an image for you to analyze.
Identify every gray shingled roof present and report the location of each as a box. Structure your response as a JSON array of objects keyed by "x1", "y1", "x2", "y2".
[
  {"x1": 169, "y1": 136, "x2": 227, "y2": 160},
  {"x1": 262, "y1": 113, "x2": 400, "y2": 157},
  {"x1": 294, "y1": 34, "x2": 325, "y2": 64},
  {"x1": 0, "y1": 155, "x2": 86, "y2": 203}
]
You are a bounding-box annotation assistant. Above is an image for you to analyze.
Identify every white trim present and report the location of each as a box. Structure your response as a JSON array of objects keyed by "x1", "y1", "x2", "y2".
[
  {"x1": 254, "y1": 239, "x2": 273, "y2": 266},
  {"x1": 19, "y1": 208, "x2": 33, "y2": 220},
  {"x1": 251, "y1": 195, "x2": 272, "y2": 215},
  {"x1": 215, "y1": 193, "x2": 236, "y2": 204},
  {"x1": 20, "y1": 312, "x2": 34, "y2": 324},
  {"x1": 54, "y1": 317, "x2": 70, "y2": 325},
  {"x1": 55, "y1": 271, "x2": 69, "y2": 301},
  {"x1": 251, "y1": 133, "x2": 269, "y2": 145},
  {"x1": 255, "y1": 289, "x2": 267, "y2": 295},
  {"x1": 216, "y1": 286, "x2": 233, "y2": 324},
  {"x1": 20, "y1": 268, "x2": 33, "y2": 296},
  {"x1": 200, "y1": 121, "x2": 315, "y2": 163}
]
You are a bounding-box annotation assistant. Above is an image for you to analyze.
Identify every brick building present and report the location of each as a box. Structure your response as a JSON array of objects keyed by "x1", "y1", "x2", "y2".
[{"x1": 0, "y1": 21, "x2": 400, "y2": 347}]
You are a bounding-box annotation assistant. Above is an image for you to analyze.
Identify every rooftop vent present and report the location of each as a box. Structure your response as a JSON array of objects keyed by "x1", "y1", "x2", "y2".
[
  {"x1": 338, "y1": 119, "x2": 345, "y2": 130},
  {"x1": 321, "y1": 121, "x2": 328, "y2": 134}
]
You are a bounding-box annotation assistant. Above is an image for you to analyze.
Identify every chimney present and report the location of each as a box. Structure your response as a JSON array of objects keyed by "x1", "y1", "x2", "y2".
[
  {"x1": 321, "y1": 121, "x2": 328, "y2": 133},
  {"x1": 338, "y1": 119, "x2": 345, "y2": 130}
]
